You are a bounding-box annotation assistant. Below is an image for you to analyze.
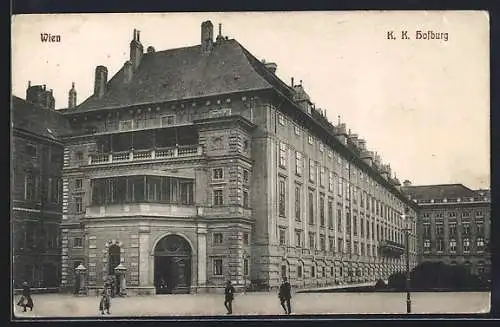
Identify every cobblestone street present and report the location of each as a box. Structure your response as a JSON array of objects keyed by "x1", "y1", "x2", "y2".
[{"x1": 13, "y1": 291, "x2": 490, "y2": 318}]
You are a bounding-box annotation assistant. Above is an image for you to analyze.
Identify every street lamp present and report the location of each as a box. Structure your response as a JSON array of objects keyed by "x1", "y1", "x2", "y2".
[
  {"x1": 402, "y1": 207, "x2": 412, "y2": 314},
  {"x1": 75, "y1": 264, "x2": 87, "y2": 295},
  {"x1": 114, "y1": 263, "x2": 127, "y2": 296}
]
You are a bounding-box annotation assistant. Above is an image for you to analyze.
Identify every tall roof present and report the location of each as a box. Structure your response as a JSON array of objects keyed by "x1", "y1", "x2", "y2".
[
  {"x1": 66, "y1": 39, "x2": 295, "y2": 114},
  {"x1": 12, "y1": 96, "x2": 71, "y2": 140},
  {"x1": 401, "y1": 184, "x2": 487, "y2": 202}
]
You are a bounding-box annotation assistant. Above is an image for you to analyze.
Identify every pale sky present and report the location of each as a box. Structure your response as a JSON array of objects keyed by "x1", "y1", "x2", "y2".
[{"x1": 11, "y1": 11, "x2": 490, "y2": 189}]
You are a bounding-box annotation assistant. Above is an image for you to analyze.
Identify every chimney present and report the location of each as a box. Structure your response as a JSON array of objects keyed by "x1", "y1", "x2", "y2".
[
  {"x1": 357, "y1": 138, "x2": 366, "y2": 151},
  {"x1": 216, "y1": 23, "x2": 224, "y2": 42},
  {"x1": 124, "y1": 61, "x2": 133, "y2": 83},
  {"x1": 68, "y1": 82, "x2": 77, "y2": 108},
  {"x1": 403, "y1": 180, "x2": 412, "y2": 187},
  {"x1": 265, "y1": 62, "x2": 277, "y2": 74},
  {"x1": 335, "y1": 123, "x2": 348, "y2": 144},
  {"x1": 201, "y1": 20, "x2": 214, "y2": 54},
  {"x1": 130, "y1": 29, "x2": 144, "y2": 70},
  {"x1": 360, "y1": 150, "x2": 374, "y2": 166},
  {"x1": 94, "y1": 65, "x2": 108, "y2": 98}
]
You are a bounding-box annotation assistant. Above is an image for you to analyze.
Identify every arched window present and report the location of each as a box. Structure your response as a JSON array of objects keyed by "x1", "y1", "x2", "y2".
[{"x1": 108, "y1": 244, "x2": 121, "y2": 275}]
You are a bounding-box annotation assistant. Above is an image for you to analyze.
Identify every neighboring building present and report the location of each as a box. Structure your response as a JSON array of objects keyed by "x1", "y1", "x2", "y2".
[
  {"x1": 57, "y1": 21, "x2": 418, "y2": 295},
  {"x1": 402, "y1": 182, "x2": 491, "y2": 280},
  {"x1": 11, "y1": 85, "x2": 70, "y2": 289}
]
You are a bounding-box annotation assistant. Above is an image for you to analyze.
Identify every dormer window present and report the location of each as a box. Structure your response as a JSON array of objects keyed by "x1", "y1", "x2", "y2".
[
  {"x1": 308, "y1": 135, "x2": 314, "y2": 145},
  {"x1": 278, "y1": 114, "x2": 285, "y2": 126},
  {"x1": 294, "y1": 125, "x2": 301, "y2": 136}
]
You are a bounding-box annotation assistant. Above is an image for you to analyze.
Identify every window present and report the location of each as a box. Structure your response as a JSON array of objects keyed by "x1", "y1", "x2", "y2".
[
  {"x1": 308, "y1": 135, "x2": 314, "y2": 145},
  {"x1": 361, "y1": 242, "x2": 365, "y2": 256},
  {"x1": 476, "y1": 221, "x2": 485, "y2": 236},
  {"x1": 319, "y1": 143, "x2": 324, "y2": 152},
  {"x1": 353, "y1": 215, "x2": 358, "y2": 236},
  {"x1": 242, "y1": 190, "x2": 249, "y2": 207},
  {"x1": 320, "y1": 167, "x2": 325, "y2": 187},
  {"x1": 75, "y1": 151, "x2": 84, "y2": 162},
  {"x1": 322, "y1": 266, "x2": 326, "y2": 277},
  {"x1": 328, "y1": 200, "x2": 334, "y2": 229},
  {"x1": 319, "y1": 195, "x2": 325, "y2": 226},
  {"x1": 309, "y1": 232, "x2": 316, "y2": 249},
  {"x1": 297, "y1": 265, "x2": 303, "y2": 278},
  {"x1": 161, "y1": 115, "x2": 176, "y2": 126},
  {"x1": 213, "y1": 189, "x2": 223, "y2": 205},
  {"x1": 345, "y1": 182, "x2": 350, "y2": 201},
  {"x1": 279, "y1": 179, "x2": 286, "y2": 217},
  {"x1": 243, "y1": 169, "x2": 249, "y2": 183},
  {"x1": 352, "y1": 188, "x2": 358, "y2": 204},
  {"x1": 294, "y1": 125, "x2": 301, "y2": 136},
  {"x1": 213, "y1": 233, "x2": 223, "y2": 244},
  {"x1": 320, "y1": 236, "x2": 326, "y2": 251},
  {"x1": 424, "y1": 239, "x2": 431, "y2": 252},
  {"x1": 295, "y1": 186, "x2": 301, "y2": 221},
  {"x1": 437, "y1": 238, "x2": 445, "y2": 252},
  {"x1": 213, "y1": 258, "x2": 223, "y2": 275},
  {"x1": 243, "y1": 233, "x2": 249, "y2": 245},
  {"x1": 243, "y1": 259, "x2": 249, "y2": 276},
  {"x1": 279, "y1": 229, "x2": 286, "y2": 246},
  {"x1": 119, "y1": 120, "x2": 133, "y2": 130},
  {"x1": 463, "y1": 223, "x2": 471, "y2": 236},
  {"x1": 75, "y1": 196, "x2": 83, "y2": 213},
  {"x1": 449, "y1": 239, "x2": 457, "y2": 252},
  {"x1": 476, "y1": 237, "x2": 485, "y2": 251},
  {"x1": 360, "y1": 217, "x2": 365, "y2": 238},
  {"x1": 462, "y1": 211, "x2": 470, "y2": 218},
  {"x1": 308, "y1": 191, "x2": 314, "y2": 225},
  {"x1": 449, "y1": 223, "x2": 457, "y2": 237},
  {"x1": 311, "y1": 265, "x2": 315, "y2": 278},
  {"x1": 449, "y1": 211, "x2": 456, "y2": 218},
  {"x1": 72, "y1": 237, "x2": 83, "y2": 248},
  {"x1": 337, "y1": 179, "x2": 343, "y2": 197},
  {"x1": 324, "y1": 237, "x2": 333, "y2": 253},
  {"x1": 24, "y1": 173, "x2": 36, "y2": 201},
  {"x1": 328, "y1": 172, "x2": 334, "y2": 191},
  {"x1": 278, "y1": 114, "x2": 285, "y2": 125},
  {"x1": 309, "y1": 159, "x2": 315, "y2": 182},
  {"x1": 295, "y1": 230, "x2": 302, "y2": 247},
  {"x1": 337, "y1": 208, "x2": 343, "y2": 232},
  {"x1": 279, "y1": 142, "x2": 287, "y2": 168},
  {"x1": 476, "y1": 210, "x2": 483, "y2": 217},
  {"x1": 213, "y1": 168, "x2": 223, "y2": 180},
  {"x1": 436, "y1": 223, "x2": 444, "y2": 236},
  {"x1": 346, "y1": 212, "x2": 351, "y2": 234},
  {"x1": 26, "y1": 143, "x2": 37, "y2": 157},
  {"x1": 337, "y1": 238, "x2": 343, "y2": 253},
  {"x1": 353, "y1": 241, "x2": 359, "y2": 255},
  {"x1": 295, "y1": 152, "x2": 303, "y2": 176},
  {"x1": 423, "y1": 223, "x2": 431, "y2": 238},
  {"x1": 463, "y1": 238, "x2": 470, "y2": 252},
  {"x1": 423, "y1": 212, "x2": 430, "y2": 218},
  {"x1": 360, "y1": 191, "x2": 365, "y2": 208},
  {"x1": 75, "y1": 178, "x2": 83, "y2": 190}
]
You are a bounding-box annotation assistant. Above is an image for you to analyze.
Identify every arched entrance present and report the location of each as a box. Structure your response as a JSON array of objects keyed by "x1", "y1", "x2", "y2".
[{"x1": 154, "y1": 234, "x2": 192, "y2": 294}]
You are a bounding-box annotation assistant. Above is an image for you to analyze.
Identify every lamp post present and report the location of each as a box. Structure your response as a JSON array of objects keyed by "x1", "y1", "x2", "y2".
[{"x1": 402, "y1": 208, "x2": 412, "y2": 314}]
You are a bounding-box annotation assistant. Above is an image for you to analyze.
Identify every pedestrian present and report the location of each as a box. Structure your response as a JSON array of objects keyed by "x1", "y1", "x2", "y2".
[
  {"x1": 224, "y1": 280, "x2": 235, "y2": 314},
  {"x1": 17, "y1": 281, "x2": 34, "y2": 312},
  {"x1": 99, "y1": 286, "x2": 111, "y2": 315},
  {"x1": 278, "y1": 276, "x2": 292, "y2": 315}
]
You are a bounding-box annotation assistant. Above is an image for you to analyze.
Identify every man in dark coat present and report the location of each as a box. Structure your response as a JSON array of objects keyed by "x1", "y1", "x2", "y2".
[
  {"x1": 224, "y1": 280, "x2": 235, "y2": 314},
  {"x1": 278, "y1": 276, "x2": 292, "y2": 315},
  {"x1": 99, "y1": 286, "x2": 111, "y2": 314},
  {"x1": 17, "y1": 281, "x2": 34, "y2": 312}
]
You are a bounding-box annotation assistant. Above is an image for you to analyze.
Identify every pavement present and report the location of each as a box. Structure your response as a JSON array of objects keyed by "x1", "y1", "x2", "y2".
[{"x1": 12, "y1": 291, "x2": 490, "y2": 318}]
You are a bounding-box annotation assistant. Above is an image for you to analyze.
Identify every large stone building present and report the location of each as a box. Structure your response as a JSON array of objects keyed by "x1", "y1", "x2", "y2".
[
  {"x1": 11, "y1": 85, "x2": 70, "y2": 289},
  {"x1": 402, "y1": 182, "x2": 491, "y2": 280},
  {"x1": 56, "y1": 21, "x2": 418, "y2": 295}
]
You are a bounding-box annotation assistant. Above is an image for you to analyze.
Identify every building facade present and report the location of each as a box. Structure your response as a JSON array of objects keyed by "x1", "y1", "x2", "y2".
[
  {"x1": 58, "y1": 21, "x2": 418, "y2": 295},
  {"x1": 11, "y1": 86, "x2": 69, "y2": 289},
  {"x1": 402, "y1": 183, "x2": 491, "y2": 280}
]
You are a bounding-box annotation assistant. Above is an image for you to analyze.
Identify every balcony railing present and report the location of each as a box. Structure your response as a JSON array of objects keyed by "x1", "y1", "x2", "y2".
[
  {"x1": 86, "y1": 202, "x2": 198, "y2": 218},
  {"x1": 88, "y1": 145, "x2": 203, "y2": 165}
]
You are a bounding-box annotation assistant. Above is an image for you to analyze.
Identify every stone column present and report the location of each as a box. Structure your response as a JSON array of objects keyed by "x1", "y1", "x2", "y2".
[
  {"x1": 138, "y1": 223, "x2": 151, "y2": 288},
  {"x1": 197, "y1": 223, "x2": 208, "y2": 290}
]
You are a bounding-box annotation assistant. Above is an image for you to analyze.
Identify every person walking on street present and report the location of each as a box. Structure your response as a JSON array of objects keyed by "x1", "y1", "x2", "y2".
[
  {"x1": 17, "y1": 281, "x2": 34, "y2": 312},
  {"x1": 224, "y1": 280, "x2": 235, "y2": 314},
  {"x1": 99, "y1": 286, "x2": 111, "y2": 315},
  {"x1": 278, "y1": 276, "x2": 292, "y2": 315}
]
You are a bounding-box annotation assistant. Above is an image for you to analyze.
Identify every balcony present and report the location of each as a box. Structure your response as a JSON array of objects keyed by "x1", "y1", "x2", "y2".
[
  {"x1": 88, "y1": 145, "x2": 203, "y2": 165},
  {"x1": 85, "y1": 202, "x2": 198, "y2": 218}
]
